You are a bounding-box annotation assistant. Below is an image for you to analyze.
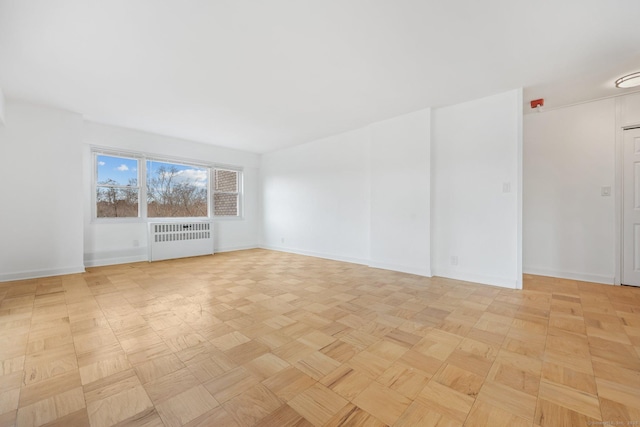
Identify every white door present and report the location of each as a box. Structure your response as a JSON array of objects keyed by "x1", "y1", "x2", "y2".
[{"x1": 623, "y1": 127, "x2": 640, "y2": 286}]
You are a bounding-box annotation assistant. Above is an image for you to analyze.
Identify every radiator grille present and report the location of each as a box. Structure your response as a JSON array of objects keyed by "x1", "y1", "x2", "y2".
[
  {"x1": 152, "y1": 223, "x2": 211, "y2": 242},
  {"x1": 149, "y1": 222, "x2": 214, "y2": 261}
]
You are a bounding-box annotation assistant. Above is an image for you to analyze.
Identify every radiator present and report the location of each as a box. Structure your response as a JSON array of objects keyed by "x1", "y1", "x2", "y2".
[{"x1": 148, "y1": 222, "x2": 214, "y2": 261}]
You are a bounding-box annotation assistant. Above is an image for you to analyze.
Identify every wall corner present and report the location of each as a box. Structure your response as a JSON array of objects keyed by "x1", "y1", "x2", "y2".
[
  {"x1": 0, "y1": 88, "x2": 5, "y2": 126},
  {"x1": 516, "y1": 87, "x2": 524, "y2": 289}
]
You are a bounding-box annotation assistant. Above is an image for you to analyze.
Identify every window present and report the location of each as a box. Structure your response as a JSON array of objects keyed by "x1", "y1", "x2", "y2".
[
  {"x1": 147, "y1": 160, "x2": 208, "y2": 218},
  {"x1": 96, "y1": 154, "x2": 140, "y2": 218},
  {"x1": 214, "y1": 169, "x2": 240, "y2": 216},
  {"x1": 93, "y1": 149, "x2": 243, "y2": 220}
]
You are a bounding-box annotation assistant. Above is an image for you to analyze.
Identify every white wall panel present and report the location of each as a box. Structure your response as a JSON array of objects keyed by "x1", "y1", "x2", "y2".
[
  {"x1": 369, "y1": 110, "x2": 431, "y2": 276},
  {"x1": 523, "y1": 98, "x2": 615, "y2": 284},
  {"x1": 83, "y1": 122, "x2": 261, "y2": 266},
  {"x1": 432, "y1": 89, "x2": 522, "y2": 288},
  {"x1": 0, "y1": 102, "x2": 84, "y2": 281},
  {"x1": 261, "y1": 128, "x2": 371, "y2": 264}
]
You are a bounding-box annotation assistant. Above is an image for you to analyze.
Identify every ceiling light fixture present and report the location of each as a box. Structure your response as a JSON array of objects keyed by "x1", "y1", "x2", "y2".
[{"x1": 615, "y1": 72, "x2": 640, "y2": 88}]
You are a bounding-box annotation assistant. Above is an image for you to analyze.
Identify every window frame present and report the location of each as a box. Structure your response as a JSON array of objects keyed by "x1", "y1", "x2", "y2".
[
  {"x1": 93, "y1": 151, "x2": 145, "y2": 222},
  {"x1": 146, "y1": 158, "x2": 211, "y2": 219},
  {"x1": 91, "y1": 148, "x2": 244, "y2": 223},
  {"x1": 213, "y1": 167, "x2": 243, "y2": 219}
]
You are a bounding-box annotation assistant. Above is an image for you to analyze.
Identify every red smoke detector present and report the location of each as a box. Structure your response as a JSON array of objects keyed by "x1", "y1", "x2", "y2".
[{"x1": 530, "y1": 98, "x2": 544, "y2": 109}]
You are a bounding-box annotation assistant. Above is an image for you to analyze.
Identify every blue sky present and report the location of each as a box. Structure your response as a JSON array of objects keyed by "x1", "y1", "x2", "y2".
[
  {"x1": 97, "y1": 155, "x2": 138, "y2": 185},
  {"x1": 97, "y1": 155, "x2": 207, "y2": 187},
  {"x1": 147, "y1": 160, "x2": 207, "y2": 188}
]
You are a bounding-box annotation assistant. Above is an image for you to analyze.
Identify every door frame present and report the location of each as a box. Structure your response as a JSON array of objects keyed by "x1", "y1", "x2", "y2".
[{"x1": 615, "y1": 98, "x2": 640, "y2": 285}]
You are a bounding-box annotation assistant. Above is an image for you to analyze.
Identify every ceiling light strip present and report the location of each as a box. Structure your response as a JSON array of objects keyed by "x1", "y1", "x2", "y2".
[{"x1": 615, "y1": 72, "x2": 640, "y2": 88}]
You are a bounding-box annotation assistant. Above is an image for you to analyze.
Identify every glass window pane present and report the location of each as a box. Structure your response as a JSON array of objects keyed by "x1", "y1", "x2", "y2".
[
  {"x1": 97, "y1": 155, "x2": 138, "y2": 186},
  {"x1": 147, "y1": 160, "x2": 208, "y2": 218},
  {"x1": 215, "y1": 169, "x2": 238, "y2": 192},
  {"x1": 214, "y1": 193, "x2": 238, "y2": 216},
  {"x1": 96, "y1": 187, "x2": 139, "y2": 217}
]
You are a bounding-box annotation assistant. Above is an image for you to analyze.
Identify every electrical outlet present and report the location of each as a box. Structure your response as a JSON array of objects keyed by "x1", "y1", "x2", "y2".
[
  {"x1": 133, "y1": 239, "x2": 139, "y2": 247},
  {"x1": 450, "y1": 256, "x2": 458, "y2": 266},
  {"x1": 502, "y1": 182, "x2": 511, "y2": 193},
  {"x1": 281, "y1": 237, "x2": 285, "y2": 244},
  {"x1": 601, "y1": 186, "x2": 611, "y2": 197}
]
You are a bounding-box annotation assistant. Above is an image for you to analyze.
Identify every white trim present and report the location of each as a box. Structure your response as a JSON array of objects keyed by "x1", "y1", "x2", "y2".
[
  {"x1": 259, "y1": 245, "x2": 369, "y2": 266},
  {"x1": 523, "y1": 267, "x2": 614, "y2": 285},
  {"x1": 144, "y1": 217, "x2": 212, "y2": 224},
  {"x1": 92, "y1": 146, "x2": 144, "y2": 159},
  {"x1": 84, "y1": 245, "x2": 261, "y2": 267},
  {"x1": 140, "y1": 158, "x2": 148, "y2": 218},
  {"x1": 431, "y1": 268, "x2": 519, "y2": 289},
  {"x1": 208, "y1": 167, "x2": 212, "y2": 218},
  {"x1": 91, "y1": 147, "x2": 244, "y2": 221},
  {"x1": 91, "y1": 145, "x2": 244, "y2": 171},
  {"x1": 147, "y1": 155, "x2": 212, "y2": 170},
  {"x1": 213, "y1": 216, "x2": 245, "y2": 222},
  {"x1": 84, "y1": 248, "x2": 148, "y2": 267},
  {"x1": 261, "y1": 245, "x2": 432, "y2": 277},
  {"x1": 619, "y1": 126, "x2": 640, "y2": 286},
  {"x1": 0, "y1": 266, "x2": 86, "y2": 283},
  {"x1": 85, "y1": 255, "x2": 148, "y2": 268},
  {"x1": 615, "y1": 98, "x2": 640, "y2": 286},
  {"x1": 215, "y1": 245, "x2": 260, "y2": 253},
  {"x1": 368, "y1": 261, "x2": 431, "y2": 277},
  {"x1": 614, "y1": 98, "x2": 624, "y2": 285},
  {"x1": 93, "y1": 151, "x2": 142, "y2": 220},
  {"x1": 213, "y1": 168, "x2": 243, "y2": 218},
  {"x1": 91, "y1": 217, "x2": 146, "y2": 224}
]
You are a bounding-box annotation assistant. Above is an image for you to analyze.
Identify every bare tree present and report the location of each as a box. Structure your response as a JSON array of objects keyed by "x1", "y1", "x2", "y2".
[
  {"x1": 97, "y1": 178, "x2": 138, "y2": 217},
  {"x1": 148, "y1": 166, "x2": 207, "y2": 217},
  {"x1": 97, "y1": 165, "x2": 207, "y2": 218}
]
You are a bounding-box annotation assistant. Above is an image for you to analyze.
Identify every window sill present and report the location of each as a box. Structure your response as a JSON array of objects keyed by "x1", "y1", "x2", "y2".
[
  {"x1": 213, "y1": 216, "x2": 244, "y2": 221},
  {"x1": 91, "y1": 217, "x2": 146, "y2": 225}
]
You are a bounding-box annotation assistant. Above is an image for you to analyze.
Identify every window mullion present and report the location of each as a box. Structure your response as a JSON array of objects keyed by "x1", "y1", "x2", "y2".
[
  {"x1": 94, "y1": 149, "x2": 237, "y2": 220},
  {"x1": 140, "y1": 157, "x2": 148, "y2": 219},
  {"x1": 208, "y1": 167, "x2": 213, "y2": 219}
]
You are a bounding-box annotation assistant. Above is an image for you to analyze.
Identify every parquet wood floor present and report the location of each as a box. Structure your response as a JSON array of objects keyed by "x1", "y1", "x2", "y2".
[{"x1": 1, "y1": 249, "x2": 639, "y2": 426}]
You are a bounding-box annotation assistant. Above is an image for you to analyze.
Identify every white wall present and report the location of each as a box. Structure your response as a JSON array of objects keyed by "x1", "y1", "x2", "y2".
[
  {"x1": 0, "y1": 92, "x2": 527, "y2": 286},
  {"x1": 0, "y1": 91, "x2": 523, "y2": 287},
  {"x1": 523, "y1": 99, "x2": 616, "y2": 284},
  {"x1": 261, "y1": 128, "x2": 371, "y2": 264},
  {"x1": 618, "y1": 92, "x2": 640, "y2": 127},
  {"x1": 262, "y1": 93, "x2": 525, "y2": 287},
  {"x1": 432, "y1": 89, "x2": 522, "y2": 288},
  {"x1": 369, "y1": 110, "x2": 431, "y2": 275},
  {"x1": 83, "y1": 122, "x2": 261, "y2": 266},
  {"x1": 261, "y1": 108, "x2": 432, "y2": 275},
  {"x1": 0, "y1": 88, "x2": 5, "y2": 125},
  {"x1": 0, "y1": 102, "x2": 85, "y2": 281}
]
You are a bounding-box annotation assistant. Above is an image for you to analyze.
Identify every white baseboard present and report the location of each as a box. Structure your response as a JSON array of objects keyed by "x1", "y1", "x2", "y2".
[
  {"x1": 0, "y1": 265, "x2": 86, "y2": 283},
  {"x1": 85, "y1": 255, "x2": 148, "y2": 268},
  {"x1": 368, "y1": 261, "x2": 431, "y2": 277},
  {"x1": 259, "y1": 245, "x2": 369, "y2": 266},
  {"x1": 84, "y1": 248, "x2": 148, "y2": 267},
  {"x1": 84, "y1": 245, "x2": 262, "y2": 267},
  {"x1": 260, "y1": 245, "x2": 433, "y2": 277},
  {"x1": 431, "y1": 267, "x2": 519, "y2": 289},
  {"x1": 523, "y1": 267, "x2": 614, "y2": 285},
  {"x1": 215, "y1": 244, "x2": 260, "y2": 253}
]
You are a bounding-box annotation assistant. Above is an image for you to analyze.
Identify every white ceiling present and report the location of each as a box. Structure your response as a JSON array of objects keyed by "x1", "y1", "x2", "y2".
[{"x1": 1, "y1": 1, "x2": 640, "y2": 153}]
